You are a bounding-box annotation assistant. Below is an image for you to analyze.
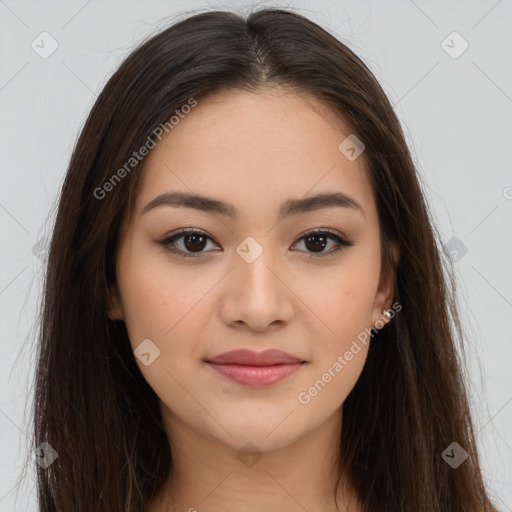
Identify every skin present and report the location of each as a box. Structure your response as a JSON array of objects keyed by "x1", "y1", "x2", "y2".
[{"x1": 108, "y1": 87, "x2": 397, "y2": 512}]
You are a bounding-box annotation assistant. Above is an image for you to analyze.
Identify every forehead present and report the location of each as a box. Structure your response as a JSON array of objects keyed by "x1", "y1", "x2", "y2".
[{"x1": 134, "y1": 87, "x2": 377, "y2": 222}]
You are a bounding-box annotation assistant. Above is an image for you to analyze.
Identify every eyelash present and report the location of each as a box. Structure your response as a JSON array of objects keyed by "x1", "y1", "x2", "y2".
[{"x1": 157, "y1": 228, "x2": 354, "y2": 258}]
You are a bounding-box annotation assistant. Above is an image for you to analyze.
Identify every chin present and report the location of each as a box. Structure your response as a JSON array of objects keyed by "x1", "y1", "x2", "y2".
[{"x1": 217, "y1": 430, "x2": 299, "y2": 455}]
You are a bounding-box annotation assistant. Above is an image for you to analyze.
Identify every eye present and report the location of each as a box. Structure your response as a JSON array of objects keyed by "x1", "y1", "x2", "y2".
[
  {"x1": 158, "y1": 228, "x2": 221, "y2": 258},
  {"x1": 291, "y1": 228, "x2": 354, "y2": 257},
  {"x1": 158, "y1": 228, "x2": 354, "y2": 258}
]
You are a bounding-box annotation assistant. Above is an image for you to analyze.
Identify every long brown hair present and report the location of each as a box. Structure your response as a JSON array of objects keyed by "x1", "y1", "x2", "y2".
[{"x1": 27, "y1": 7, "x2": 497, "y2": 511}]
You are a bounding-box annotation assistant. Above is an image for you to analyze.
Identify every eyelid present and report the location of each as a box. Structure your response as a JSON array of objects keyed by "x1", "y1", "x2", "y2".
[
  {"x1": 158, "y1": 227, "x2": 354, "y2": 258},
  {"x1": 291, "y1": 228, "x2": 354, "y2": 257},
  {"x1": 158, "y1": 228, "x2": 221, "y2": 258},
  {"x1": 299, "y1": 227, "x2": 350, "y2": 242}
]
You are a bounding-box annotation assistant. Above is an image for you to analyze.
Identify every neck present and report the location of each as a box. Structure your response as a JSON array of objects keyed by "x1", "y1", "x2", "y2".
[{"x1": 149, "y1": 405, "x2": 361, "y2": 512}]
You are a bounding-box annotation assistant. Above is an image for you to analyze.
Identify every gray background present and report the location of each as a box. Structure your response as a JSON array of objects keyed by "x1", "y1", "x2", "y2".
[{"x1": 1, "y1": 0, "x2": 511, "y2": 509}]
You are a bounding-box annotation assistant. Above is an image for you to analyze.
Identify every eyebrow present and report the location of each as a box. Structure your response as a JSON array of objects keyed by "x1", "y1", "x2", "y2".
[{"x1": 141, "y1": 191, "x2": 364, "y2": 220}]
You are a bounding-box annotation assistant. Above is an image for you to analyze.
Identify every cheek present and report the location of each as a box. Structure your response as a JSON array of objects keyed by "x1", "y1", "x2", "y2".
[
  {"x1": 116, "y1": 251, "x2": 220, "y2": 394},
  {"x1": 296, "y1": 273, "x2": 375, "y2": 414},
  {"x1": 117, "y1": 256, "x2": 213, "y2": 414},
  {"x1": 297, "y1": 343, "x2": 369, "y2": 421},
  {"x1": 296, "y1": 253, "x2": 379, "y2": 407},
  {"x1": 118, "y1": 253, "x2": 209, "y2": 344},
  {"x1": 305, "y1": 259, "x2": 380, "y2": 347},
  {"x1": 118, "y1": 261, "x2": 173, "y2": 345}
]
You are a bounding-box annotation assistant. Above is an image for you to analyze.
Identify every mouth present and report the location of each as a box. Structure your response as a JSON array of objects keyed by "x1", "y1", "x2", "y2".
[{"x1": 205, "y1": 349, "x2": 307, "y2": 387}]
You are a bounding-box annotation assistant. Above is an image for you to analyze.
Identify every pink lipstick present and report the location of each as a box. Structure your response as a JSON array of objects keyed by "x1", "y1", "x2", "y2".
[{"x1": 205, "y1": 349, "x2": 306, "y2": 387}]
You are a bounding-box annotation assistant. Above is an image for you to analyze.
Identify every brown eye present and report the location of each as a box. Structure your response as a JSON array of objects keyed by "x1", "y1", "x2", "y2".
[
  {"x1": 303, "y1": 232, "x2": 329, "y2": 253},
  {"x1": 182, "y1": 233, "x2": 207, "y2": 252},
  {"x1": 292, "y1": 229, "x2": 354, "y2": 257},
  {"x1": 158, "y1": 229, "x2": 221, "y2": 258},
  {"x1": 158, "y1": 228, "x2": 354, "y2": 258}
]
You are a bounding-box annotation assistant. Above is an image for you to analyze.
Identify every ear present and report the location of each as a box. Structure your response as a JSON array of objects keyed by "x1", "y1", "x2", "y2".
[
  {"x1": 107, "y1": 283, "x2": 124, "y2": 320},
  {"x1": 371, "y1": 241, "x2": 399, "y2": 328}
]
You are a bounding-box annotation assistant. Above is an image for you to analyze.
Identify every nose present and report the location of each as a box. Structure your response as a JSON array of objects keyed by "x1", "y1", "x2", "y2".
[{"x1": 218, "y1": 245, "x2": 294, "y2": 332}]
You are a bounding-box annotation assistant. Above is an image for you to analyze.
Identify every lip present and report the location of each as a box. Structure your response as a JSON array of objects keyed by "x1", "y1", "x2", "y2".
[
  {"x1": 205, "y1": 349, "x2": 306, "y2": 387},
  {"x1": 207, "y1": 349, "x2": 304, "y2": 366}
]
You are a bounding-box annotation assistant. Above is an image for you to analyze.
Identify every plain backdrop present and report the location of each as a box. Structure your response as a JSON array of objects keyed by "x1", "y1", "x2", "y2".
[{"x1": 1, "y1": 0, "x2": 511, "y2": 510}]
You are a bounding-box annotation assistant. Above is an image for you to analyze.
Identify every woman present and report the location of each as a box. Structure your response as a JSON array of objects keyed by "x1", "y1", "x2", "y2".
[{"x1": 30, "y1": 7, "x2": 498, "y2": 511}]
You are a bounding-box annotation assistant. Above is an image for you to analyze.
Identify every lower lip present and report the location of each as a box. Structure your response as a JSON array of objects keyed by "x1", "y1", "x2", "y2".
[{"x1": 206, "y1": 362, "x2": 304, "y2": 387}]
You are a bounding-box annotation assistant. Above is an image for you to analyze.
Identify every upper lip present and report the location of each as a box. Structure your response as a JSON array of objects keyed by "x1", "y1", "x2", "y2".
[{"x1": 206, "y1": 349, "x2": 305, "y2": 366}]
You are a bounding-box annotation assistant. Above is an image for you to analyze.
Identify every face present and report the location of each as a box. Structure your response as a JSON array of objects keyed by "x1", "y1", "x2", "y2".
[{"x1": 109, "y1": 87, "x2": 395, "y2": 452}]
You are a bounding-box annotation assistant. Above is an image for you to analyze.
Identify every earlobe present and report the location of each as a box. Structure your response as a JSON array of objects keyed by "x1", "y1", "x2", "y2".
[
  {"x1": 371, "y1": 273, "x2": 395, "y2": 328},
  {"x1": 106, "y1": 284, "x2": 124, "y2": 320}
]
